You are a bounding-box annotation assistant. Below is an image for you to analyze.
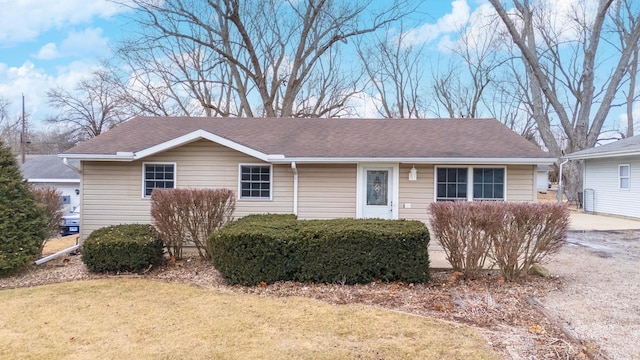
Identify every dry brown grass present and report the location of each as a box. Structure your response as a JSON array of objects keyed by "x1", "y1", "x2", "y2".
[
  {"x1": 42, "y1": 235, "x2": 79, "y2": 256},
  {"x1": 0, "y1": 278, "x2": 498, "y2": 360}
]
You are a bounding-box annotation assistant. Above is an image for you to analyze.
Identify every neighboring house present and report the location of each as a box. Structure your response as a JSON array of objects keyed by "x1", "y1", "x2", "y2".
[
  {"x1": 536, "y1": 165, "x2": 552, "y2": 191},
  {"x1": 565, "y1": 135, "x2": 640, "y2": 218},
  {"x1": 20, "y1": 155, "x2": 81, "y2": 214},
  {"x1": 60, "y1": 117, "x2": 555, "y2": 240}
]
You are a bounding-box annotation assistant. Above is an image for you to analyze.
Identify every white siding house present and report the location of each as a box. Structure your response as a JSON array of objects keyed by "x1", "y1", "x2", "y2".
[
  {"x1": 566, "y1": 136, "x2": 640, "y2": 219},
  {"x1": 20, "y1": 155, "x2": 81, "y2": 214}
]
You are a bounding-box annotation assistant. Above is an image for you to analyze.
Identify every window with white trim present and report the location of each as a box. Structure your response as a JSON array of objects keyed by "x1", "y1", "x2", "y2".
[
  {"x1": 143, "y1": 163, "x2": 175, "y2": 197},
  {"x1": 436, "y1": 167, "x2": 505, "y2": 201},
  {"x1": 619, "y1": 164, "x2": 630, "y2": 189},
  {"x1": 473, "y1": 168, "x2": 505, "y2": 200},
  {"x1": 436, "y1": 167, "x2": 468, "y2": 201},
  {"x1": 239, "y1": 164, "x2": 271, "y2": 199}
]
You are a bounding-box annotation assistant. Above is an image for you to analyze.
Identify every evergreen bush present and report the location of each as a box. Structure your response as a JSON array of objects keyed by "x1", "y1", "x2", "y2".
[
  {"x1": 209, "y1": 215, "x2": 430, "y2": 286},
  {"x1": 82, "y1": 224, "x2": 163, "y2": 273},
  {"x1": 0, "y1": 142, "x2": 47, "y2": 275}
]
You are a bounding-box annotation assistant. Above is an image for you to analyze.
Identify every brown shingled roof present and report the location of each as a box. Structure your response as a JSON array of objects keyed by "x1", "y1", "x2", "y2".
[{"x1": 63, "y1": 116, "x2": 553, "y2": 161}]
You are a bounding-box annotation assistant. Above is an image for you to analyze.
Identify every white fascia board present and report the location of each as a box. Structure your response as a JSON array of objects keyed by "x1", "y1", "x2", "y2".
[
  {"x1": 26, "y1": 179, "x2": 80, "y2": 183},
  {"x1": 133, "y1": 129, "x2": 271, "y2": 162},
  {"x1": 565, "y1": 150, "x2": 640, "y2": 160},
  {"x1": 58, "y1": 154, "x2": 135, "y2": 161},
  {"x1": 61, "y1": 130, "x2": 275, "y2": 162},
  {"x1": 269, "y1": 157, "x2": 557, "y2": 165}
]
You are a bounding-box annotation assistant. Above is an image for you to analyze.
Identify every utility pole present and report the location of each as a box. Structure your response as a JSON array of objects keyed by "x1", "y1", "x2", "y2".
[{"x1": 20, "y1": 94, "x2": 26, "y2": 164}]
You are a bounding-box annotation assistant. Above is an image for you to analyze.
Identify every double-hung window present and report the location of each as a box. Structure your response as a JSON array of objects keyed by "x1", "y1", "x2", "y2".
[
  {"x1": 619, "y1": 164, "x2": 630, "y2": 190},
  {"x1": 239, "y1": 164, "x2": 272, "y2": 199},
  {"x1": 436, "y1": 167, "x2": 505, "y2": 201},
  {"x1": 436, "y1": 167, "x2": 468, "y2": 201},
  {"x1": 143, "y1": 163, "x2": 176, "y2": 197},
  {"x1": 473, "y1": 168, "x2": 505, "y2": 200}
]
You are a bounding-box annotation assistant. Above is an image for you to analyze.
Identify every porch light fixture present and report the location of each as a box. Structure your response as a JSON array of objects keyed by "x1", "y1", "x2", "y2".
[{"x1": 408, "y1": 166, "x2": 417, "y2": 181}]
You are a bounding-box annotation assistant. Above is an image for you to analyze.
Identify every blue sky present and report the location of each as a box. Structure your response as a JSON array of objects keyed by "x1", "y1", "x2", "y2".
[
  {"x1": 0, "y1": 0, "x2": 132, "y2": 126},
  {"x1": 0, "y1": 0, "x2": 634, "y2": 134},
  {"x1": 0, "y1": 0, "x2": 480, "y2": 128}
]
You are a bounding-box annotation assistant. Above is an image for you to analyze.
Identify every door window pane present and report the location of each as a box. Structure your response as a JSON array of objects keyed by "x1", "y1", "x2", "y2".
[{"x1": 366, "y1": 170, "x2": 388, "y2": 205}]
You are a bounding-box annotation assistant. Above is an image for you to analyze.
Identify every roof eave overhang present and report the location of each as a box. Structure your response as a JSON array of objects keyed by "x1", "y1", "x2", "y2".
[
  {"x1": 59, "y1": 153, "x2": 135, "y2": 161},
  {"x1": 60, "y1": 129, "x2": 284, "y2": 163},
  {"x1": 564, "y1": 150, "x2": 640, "y2": 160},
  {"x1": 25, "y1": 178, "x2": 80, "y2": 183},
  {"x1": 268, "y1": 157, "x2": 557, "y2": 165}
]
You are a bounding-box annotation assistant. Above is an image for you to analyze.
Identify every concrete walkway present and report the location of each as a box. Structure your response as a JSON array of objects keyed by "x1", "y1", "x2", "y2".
[
  {"x1": 568, "y1": 211, "x2": 640, "y2": 231},
  {"x1": 428, "y1": 212, "x2": 640, "y2": 269}
]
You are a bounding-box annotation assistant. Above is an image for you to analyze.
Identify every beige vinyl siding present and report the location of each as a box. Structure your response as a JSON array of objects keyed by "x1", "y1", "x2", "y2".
[
  {"x1": 396, "y1": 164, "x2": 535, "y2": 223},
  {"x1": 80, "y1": 140, "x2": 293, "y2": 239},
  {"x1": 297, "y1": 164, "x2": 356, "y2": 219},
  {"x1": 506, "y1": 165, "x2": 535, "y2": 201},
  {"x1": 398, "y1": 164, "x2": 433, "y2": 222},
  {"x1": 80, "y1": 161, "x2": 148, "y2": 239}
]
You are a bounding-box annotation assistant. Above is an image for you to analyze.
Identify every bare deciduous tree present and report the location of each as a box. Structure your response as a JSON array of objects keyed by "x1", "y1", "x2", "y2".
[
  {"x1": 26, "y1": 127, "x2": 76, "y2": 154},
  {"x1": 114, "y1": 0, "x2": 416, "y2": 118},
  {"x1": 46, "y1": 70, "x2": 130, "y2": 141},
  {"x1": 356, "y1": 23, "x2": 427, "y2": 119},
  {"x1": 0, "y1": 97, "x2": 25, "y2": 155},
  {"x1": 612, "y1": 0, "x2": 640, "y2": 138},
  {"x1": 431, "y1": 18, "x2": 505, "y2": 119},
  {"x1": 489, "y1": 0, "x2": 640, "y2": 194}
]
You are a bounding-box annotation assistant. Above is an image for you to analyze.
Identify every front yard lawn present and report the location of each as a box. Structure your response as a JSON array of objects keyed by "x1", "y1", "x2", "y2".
[{"x1": 0, "y1": 278, "x2": 498, "y2": 359}]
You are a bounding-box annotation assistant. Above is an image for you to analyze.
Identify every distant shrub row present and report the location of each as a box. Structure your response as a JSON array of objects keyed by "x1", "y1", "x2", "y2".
[
  {"x1": 429, "y1": 202, "x2": 569, "y2": 280},
  {"x1": 208, "y1": 214, "x2": 430, "y2": 286}
]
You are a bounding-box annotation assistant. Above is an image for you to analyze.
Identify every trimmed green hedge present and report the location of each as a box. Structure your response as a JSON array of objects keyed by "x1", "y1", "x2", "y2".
[
  {"x1": 82, "y1": 224, "x2": 164, "y2": 273},
  {"x1": 209, "y1": 215, "x2": 430, "y2": 286}
]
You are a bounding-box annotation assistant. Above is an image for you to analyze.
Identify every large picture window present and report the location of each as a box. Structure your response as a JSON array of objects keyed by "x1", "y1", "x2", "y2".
[
  {"x1": 619, "y1": 164, "x2": 630, "y2": 189},
  {"x1": 143, "y1": 163, "x2": 175, "y2": 197},
  {"x1": 436, "y1": 167, "x2": 505, "y2": 201},
  {"x1": 240, "y1": 165, "x2": 271, "y2": 199},
  {"x1": 436, "y1": 167, "x2": 468, "y2": 201},
  {"x1": 473, "y1": 168, "x2": 505, "y2": 200}
]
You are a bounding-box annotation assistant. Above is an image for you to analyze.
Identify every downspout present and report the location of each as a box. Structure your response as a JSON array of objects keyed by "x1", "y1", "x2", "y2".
[
  {"x1": 557, "y1": 158, "x2": 569, "y2": 203},
  {"x1": 291, "y1": 162, "x2": 298, "y2": 216},
  {"x1": 63, "y1": 157, "x2": 81, "y2": 174}
]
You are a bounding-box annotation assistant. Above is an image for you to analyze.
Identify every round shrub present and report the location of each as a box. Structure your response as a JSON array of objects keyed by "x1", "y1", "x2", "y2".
[
  {"x1": 0, "y1": 141, "x2": 47, "y2": 276},
  {"x1": 82, "y1": 224, "x2": 164, "y2": 273}
]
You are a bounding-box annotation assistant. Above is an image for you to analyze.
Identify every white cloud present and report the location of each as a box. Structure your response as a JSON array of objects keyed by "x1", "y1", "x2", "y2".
[
  {"x1": 348, "y1": 92, "x2": 384, "y2": 119},
  {"x1": 402, "y1": 0, "x2": 471, "y2": 47},
  {"x1": 35, "y1": 43, "x2": 59, "y2": 60},
  {"x1": 0, "y1": 60, "x2": 98, "y2": 127},
  {"x1": 0, "y1": 0, "x2": 129, "y2": 45},
  {"x1": 542, "y1": 0, "x2": 600, "y2": 41},
  {"x1": 0, "y1": 61, "x2": 54, "y2": 122},
  {"x1": 34, "y1": 28, "x2": 110, "y2": 60},
  {"x1": 62, "y1": 28, "x2": 110, "y2": 57}
]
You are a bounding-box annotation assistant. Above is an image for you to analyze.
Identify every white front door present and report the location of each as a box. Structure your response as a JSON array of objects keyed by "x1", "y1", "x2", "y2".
[{"x1": 361, "y1": 167, "x2": 395, "y2": 219}]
